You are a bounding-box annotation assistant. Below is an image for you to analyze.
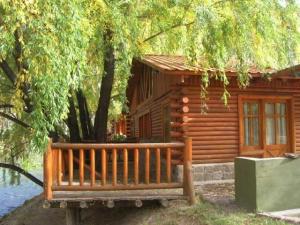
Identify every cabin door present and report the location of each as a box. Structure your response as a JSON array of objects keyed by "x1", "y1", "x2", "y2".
[
  {"x1": 240, "y1": 97, "x2": 292, "y2": 158},
  {"x1": 263, "y1": 101, "x2": 289, "y2": 157}
]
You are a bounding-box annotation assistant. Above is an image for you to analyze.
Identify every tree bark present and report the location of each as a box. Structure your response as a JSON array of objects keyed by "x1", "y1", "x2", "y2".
[
  {"x1": 76, "y1": 89, "x2": 93, "y2": 140},
  {"x1": 66, "y1": 96, "x2": 81, "y2": 142},
  {"x1": 94, "y1": 31, "x2": 115, "y2": 143}
]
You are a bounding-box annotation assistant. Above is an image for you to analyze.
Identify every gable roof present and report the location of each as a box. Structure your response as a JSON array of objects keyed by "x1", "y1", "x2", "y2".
[{"x1": 137, "y1": 55, "x2": 299, "y2": 79}]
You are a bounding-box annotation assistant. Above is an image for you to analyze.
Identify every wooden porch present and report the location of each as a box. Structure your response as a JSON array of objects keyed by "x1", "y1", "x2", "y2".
[{"x1": 43, "y1": 138, "x2": 195, "y2": 208}]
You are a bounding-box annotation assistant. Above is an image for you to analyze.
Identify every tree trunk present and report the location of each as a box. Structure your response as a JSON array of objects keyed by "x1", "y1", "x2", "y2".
[
  {"x1": 76, "y1": 89, "x2": 93, "y2": 140},
  {"x1": 94, "y1": 31, "x2": 115, "y2": 143},
  {"x1": 66, "y1": 96, "x2": 81, "y2": 142}
]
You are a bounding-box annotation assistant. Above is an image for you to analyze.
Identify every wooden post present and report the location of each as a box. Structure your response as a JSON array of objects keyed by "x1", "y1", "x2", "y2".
[
  {"x1": 134, "y1": 148, "x2": 139, "y2": 185},
  {"x1": 79, "y1": 149, "x2": 84, "y2": 186},
  {"x1": 101, "y1": 149, "x2": 106, "y2": 186},
  {"x1": 68, "y1": 149, "x2": 73, "y2": 186},
  {"x1": 123, "y1": 148, "x2": 128, "y2": 185},
  {"x1": 90, "y1": 149, "x2": 95, "y2": 186},
  {"x1": 66, "y1": 208, "x2": 81, "y2": 225},
  {"x1": 183, "y1": 137, "x2": 196, "y2": 205},
  {"x1": 44, "y1": 139, "x2": 53, "y2": 200}
]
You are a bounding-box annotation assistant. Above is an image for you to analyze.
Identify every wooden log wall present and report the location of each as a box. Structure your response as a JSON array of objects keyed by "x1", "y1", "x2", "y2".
[{"x1": 181, "y1": 77, "x2": 300, "y2": 164}]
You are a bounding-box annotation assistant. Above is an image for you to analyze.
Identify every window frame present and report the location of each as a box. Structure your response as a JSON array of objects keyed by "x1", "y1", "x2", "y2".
[{"x1": 238, "y1": 95, "x2": 295, "y2": 156}]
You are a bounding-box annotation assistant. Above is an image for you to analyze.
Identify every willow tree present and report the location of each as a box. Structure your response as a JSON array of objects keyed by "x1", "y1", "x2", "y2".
[{"x1": 0, "y1": 0, "x2": 299, "y2": 159}]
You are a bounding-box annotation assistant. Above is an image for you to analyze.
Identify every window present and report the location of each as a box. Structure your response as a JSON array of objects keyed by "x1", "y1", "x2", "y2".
[
  {"x1": 139, "y1": 113, "x2": 151, "y2": 139},
  {"x1": 265, "y1": 102, "x2": 287, "y2": 145},
  {"x1": 137, "y1": 65, "x2": 157, "y2": 104},
  {"x1": 239, "y1": 96, "x2": 291, "y2": 156},
  {"x1": 243, "y1": 102, "x2": 260, "y2": 147}
]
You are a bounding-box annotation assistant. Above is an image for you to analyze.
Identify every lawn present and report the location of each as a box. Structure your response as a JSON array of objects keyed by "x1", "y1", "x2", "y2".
[{"x1": 143, "y1": 197, "x2": 290, "y2": 225}]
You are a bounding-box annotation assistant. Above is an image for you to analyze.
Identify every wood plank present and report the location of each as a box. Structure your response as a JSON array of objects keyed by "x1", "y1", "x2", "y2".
[
  {"x1": 90, "y1": 149, "x2": 95, "y2": 186},
  {"x1": 166, "y1": 148, "x2": 171, "y2": 183},
  {"x1": 134, "y1": 148, "x2": 139, "y2": 185},
  {"x1": 68, "y1": 149, "x2": 73, "y2": 186},
  {"x1": 123, "y1": 148, "x2": 128, "y2": 185},
  {"x1": 145, "y1": 148, "x2": 150, "y2": 184},
  {"x1": 101, "y1": 149, "x2": 106, "y2": 186},
  {"x1": 79, "y1": 149, "x2": 84, "y2": 186},
  {"x1": 112, "y1": 148, "x2": 117, "y2": 186},
  {"x1": 53, "y1": 183, "x2": 183, "y2": 191},
  {"x1": 58, "y1": 149, "x2": 62, "y2": 186},
  {"x1": 156, "y1": 148, "x2": 161, "y2": 184}
]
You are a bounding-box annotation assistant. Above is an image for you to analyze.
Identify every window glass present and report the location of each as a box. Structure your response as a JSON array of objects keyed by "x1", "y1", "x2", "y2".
[
  {"x1": 252, "y1": 118, "x2": 259, "y2": 145},
  {"x1": 265, "y1": 103, "x2": 275, "y2": 115},
  {"x1": 278, "y1": 117, "x2": 287, "y2": 144},
  {"x1": 266, "y1": 117, "x2": 276, "y2": 144},
  {"x1": 244, "y1": 117, "x2": 249, "y2": 146},
  {"x1": 252, "y1": 103, "x2": 259, "y2": 115},
  {"x1": 243, "y1": 102, "x2": 260, "y2": 146}
]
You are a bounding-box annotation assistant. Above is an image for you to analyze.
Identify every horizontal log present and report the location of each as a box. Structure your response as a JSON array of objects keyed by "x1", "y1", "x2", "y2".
[
  {"x1": 192, "y1": 149, "x2": 237, "y2": 155},
  {"x1": 186, "y1": 122, "x2": 238, "y2": 127},
  {"x1": 187, "y1": 126, "x2": 238, "y2": 131},
  {"x1": 52, "y1": 183, "x2": 183, "y2": 191},
  {"x1": 186, "y1": 131, "x2": 238, "y2": 136},
  {"x1": 193, "y1": 140, "x2": 239, "y2": 145},
  {"x1": 52, "y1": 142, "x2": 185, "y2": 150},
  {"x1": 190, "y1": 136, "x2": 238, "y2": 141},
  {"x1": 192, "y1": 145, "x2": 238, "y2": 150},
  {"x1": 187, "y1": 117, "x2": 238, "y2": 122},
  {"x1": 192, "y1": 154, "x2": 237, "y2": 160},
  {"x1": 192, "y1": 158, "x2": 234, "y2": 164}
]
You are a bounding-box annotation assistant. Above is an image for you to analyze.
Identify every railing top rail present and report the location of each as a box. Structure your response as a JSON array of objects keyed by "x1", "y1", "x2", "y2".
[{"x1": 51, "y1": 142, "x2": 185, "y2": 150}]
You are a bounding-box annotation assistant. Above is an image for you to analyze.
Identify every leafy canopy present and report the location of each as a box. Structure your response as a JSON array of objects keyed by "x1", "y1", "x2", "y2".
[{"x1": 0, "y1": 0, "x2": 299, "y2": 153}]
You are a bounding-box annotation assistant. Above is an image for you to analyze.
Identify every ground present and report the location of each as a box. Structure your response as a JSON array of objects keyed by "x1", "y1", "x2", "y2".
[{"x1": 0, "y1": 183, "x2": 292, "y2": 225}]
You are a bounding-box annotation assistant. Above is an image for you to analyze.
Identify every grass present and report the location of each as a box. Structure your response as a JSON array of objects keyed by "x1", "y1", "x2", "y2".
[{"x1": 143, "y1": 197, "x2": 291, "y2": 225}]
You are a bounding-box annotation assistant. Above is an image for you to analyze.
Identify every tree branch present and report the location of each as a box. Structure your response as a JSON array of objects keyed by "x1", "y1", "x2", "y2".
[
  {"x1": 0, "y1": 104, "x2": 14, "y2": 109},
  {"x1": 0, "y1": 111, "x2": 30, "y2": 128},
  {"x1": 143, "y1": 21, "x2": 195, "y2": 43},
  {"x1": 0, "y1": 60, "x2": 17, "y2": 83},
  {"x1": 0, "y1": 163, "x2": 43, "y2": 187}
]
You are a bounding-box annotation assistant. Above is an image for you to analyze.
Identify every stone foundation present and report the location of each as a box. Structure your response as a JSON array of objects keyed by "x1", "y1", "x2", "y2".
[{"x1": 176, "y1": 162, "x2": 234, "y2": 184}]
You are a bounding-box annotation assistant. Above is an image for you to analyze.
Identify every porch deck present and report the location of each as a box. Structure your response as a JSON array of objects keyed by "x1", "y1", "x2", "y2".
[{"x1": 43, "y1": 138, "x2": 195, "y2": 208}]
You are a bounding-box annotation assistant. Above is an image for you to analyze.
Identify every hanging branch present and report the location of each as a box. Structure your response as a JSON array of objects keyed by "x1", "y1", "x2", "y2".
[
  {"x1": 0, "y1": 163, "x2": 43, "y2": 187},
  {"x1": 143, "y1": 21, "x2": 195, "y2": 43},
  {"x1": 0, "y1": 112, "x2": 30, "y2": 128}
]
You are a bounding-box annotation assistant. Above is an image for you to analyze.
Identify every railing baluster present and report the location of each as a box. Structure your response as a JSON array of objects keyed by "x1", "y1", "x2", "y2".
[
  {"x1": 134, "y1": 148, "x2": 139, "y2": 185},
  {"x1": 112, "y1": 148, "x2": 117, "y2": 186},
  {"x1": 156, "y1": 148, "x2": 161, "y2": 184},
  {"x1": 166, "y1": 148, "x2": 171, "y2": 183},
  {"x1": 58, "y1": 149, "x2": 62, "y2": 186},
  {"x1": 79, "y1": 149, "x2": 84, "y2": 186},
  {"x1": 101, "y1": 148, "x2": 106, "y2": 186},
  {"x1": 90, "y1": 149, "x2": 95, "y2": 186},
  {"x1": 68, "y1": 149, "x2": 73, "y2": 186},
  {"x1": 145, "y1": 148, "x2": 150, "y2": 184},
  {"x1": 123, "y1": 148, "x2": 128, "y2": 185}
]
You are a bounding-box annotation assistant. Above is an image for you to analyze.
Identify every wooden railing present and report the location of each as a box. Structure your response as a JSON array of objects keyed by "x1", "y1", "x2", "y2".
[{"x1": 44, "y1": 137, "x2": 195, "y2": 204}]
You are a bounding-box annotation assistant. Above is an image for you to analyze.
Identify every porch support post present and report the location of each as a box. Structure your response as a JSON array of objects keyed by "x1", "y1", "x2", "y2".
[
  {"x1": 66, "y1": 208, "x2": 81, "y2": 225},
  {"x1": 44, "y1": 139, "x2": 53, "y2": 200},
  {"x1": 183, "y1": 137, "x2": 196, "y2": 205}
]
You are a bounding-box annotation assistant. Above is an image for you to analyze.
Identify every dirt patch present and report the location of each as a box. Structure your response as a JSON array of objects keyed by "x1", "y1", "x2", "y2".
[{"x1": 0, "y1": 183, "x2": 237, "y2": 225}]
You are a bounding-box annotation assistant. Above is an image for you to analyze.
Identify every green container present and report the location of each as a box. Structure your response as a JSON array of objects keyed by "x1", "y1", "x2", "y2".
[{"x1": 235, "y1": 157, "x2": 300, "y2": 212}]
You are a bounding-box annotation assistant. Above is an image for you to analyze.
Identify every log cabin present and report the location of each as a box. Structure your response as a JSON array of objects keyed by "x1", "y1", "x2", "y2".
[
  {"x1": 115, "y1": 55, "x2": 300, "y2": 164},
  {"x1": 43, "y1": 55, "x2": 300, "y2": 224}
]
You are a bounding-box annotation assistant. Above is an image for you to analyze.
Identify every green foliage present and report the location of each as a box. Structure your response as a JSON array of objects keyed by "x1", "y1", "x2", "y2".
[{"x1": 0, "y1": 0, "x2": 299, "y2": 156}]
